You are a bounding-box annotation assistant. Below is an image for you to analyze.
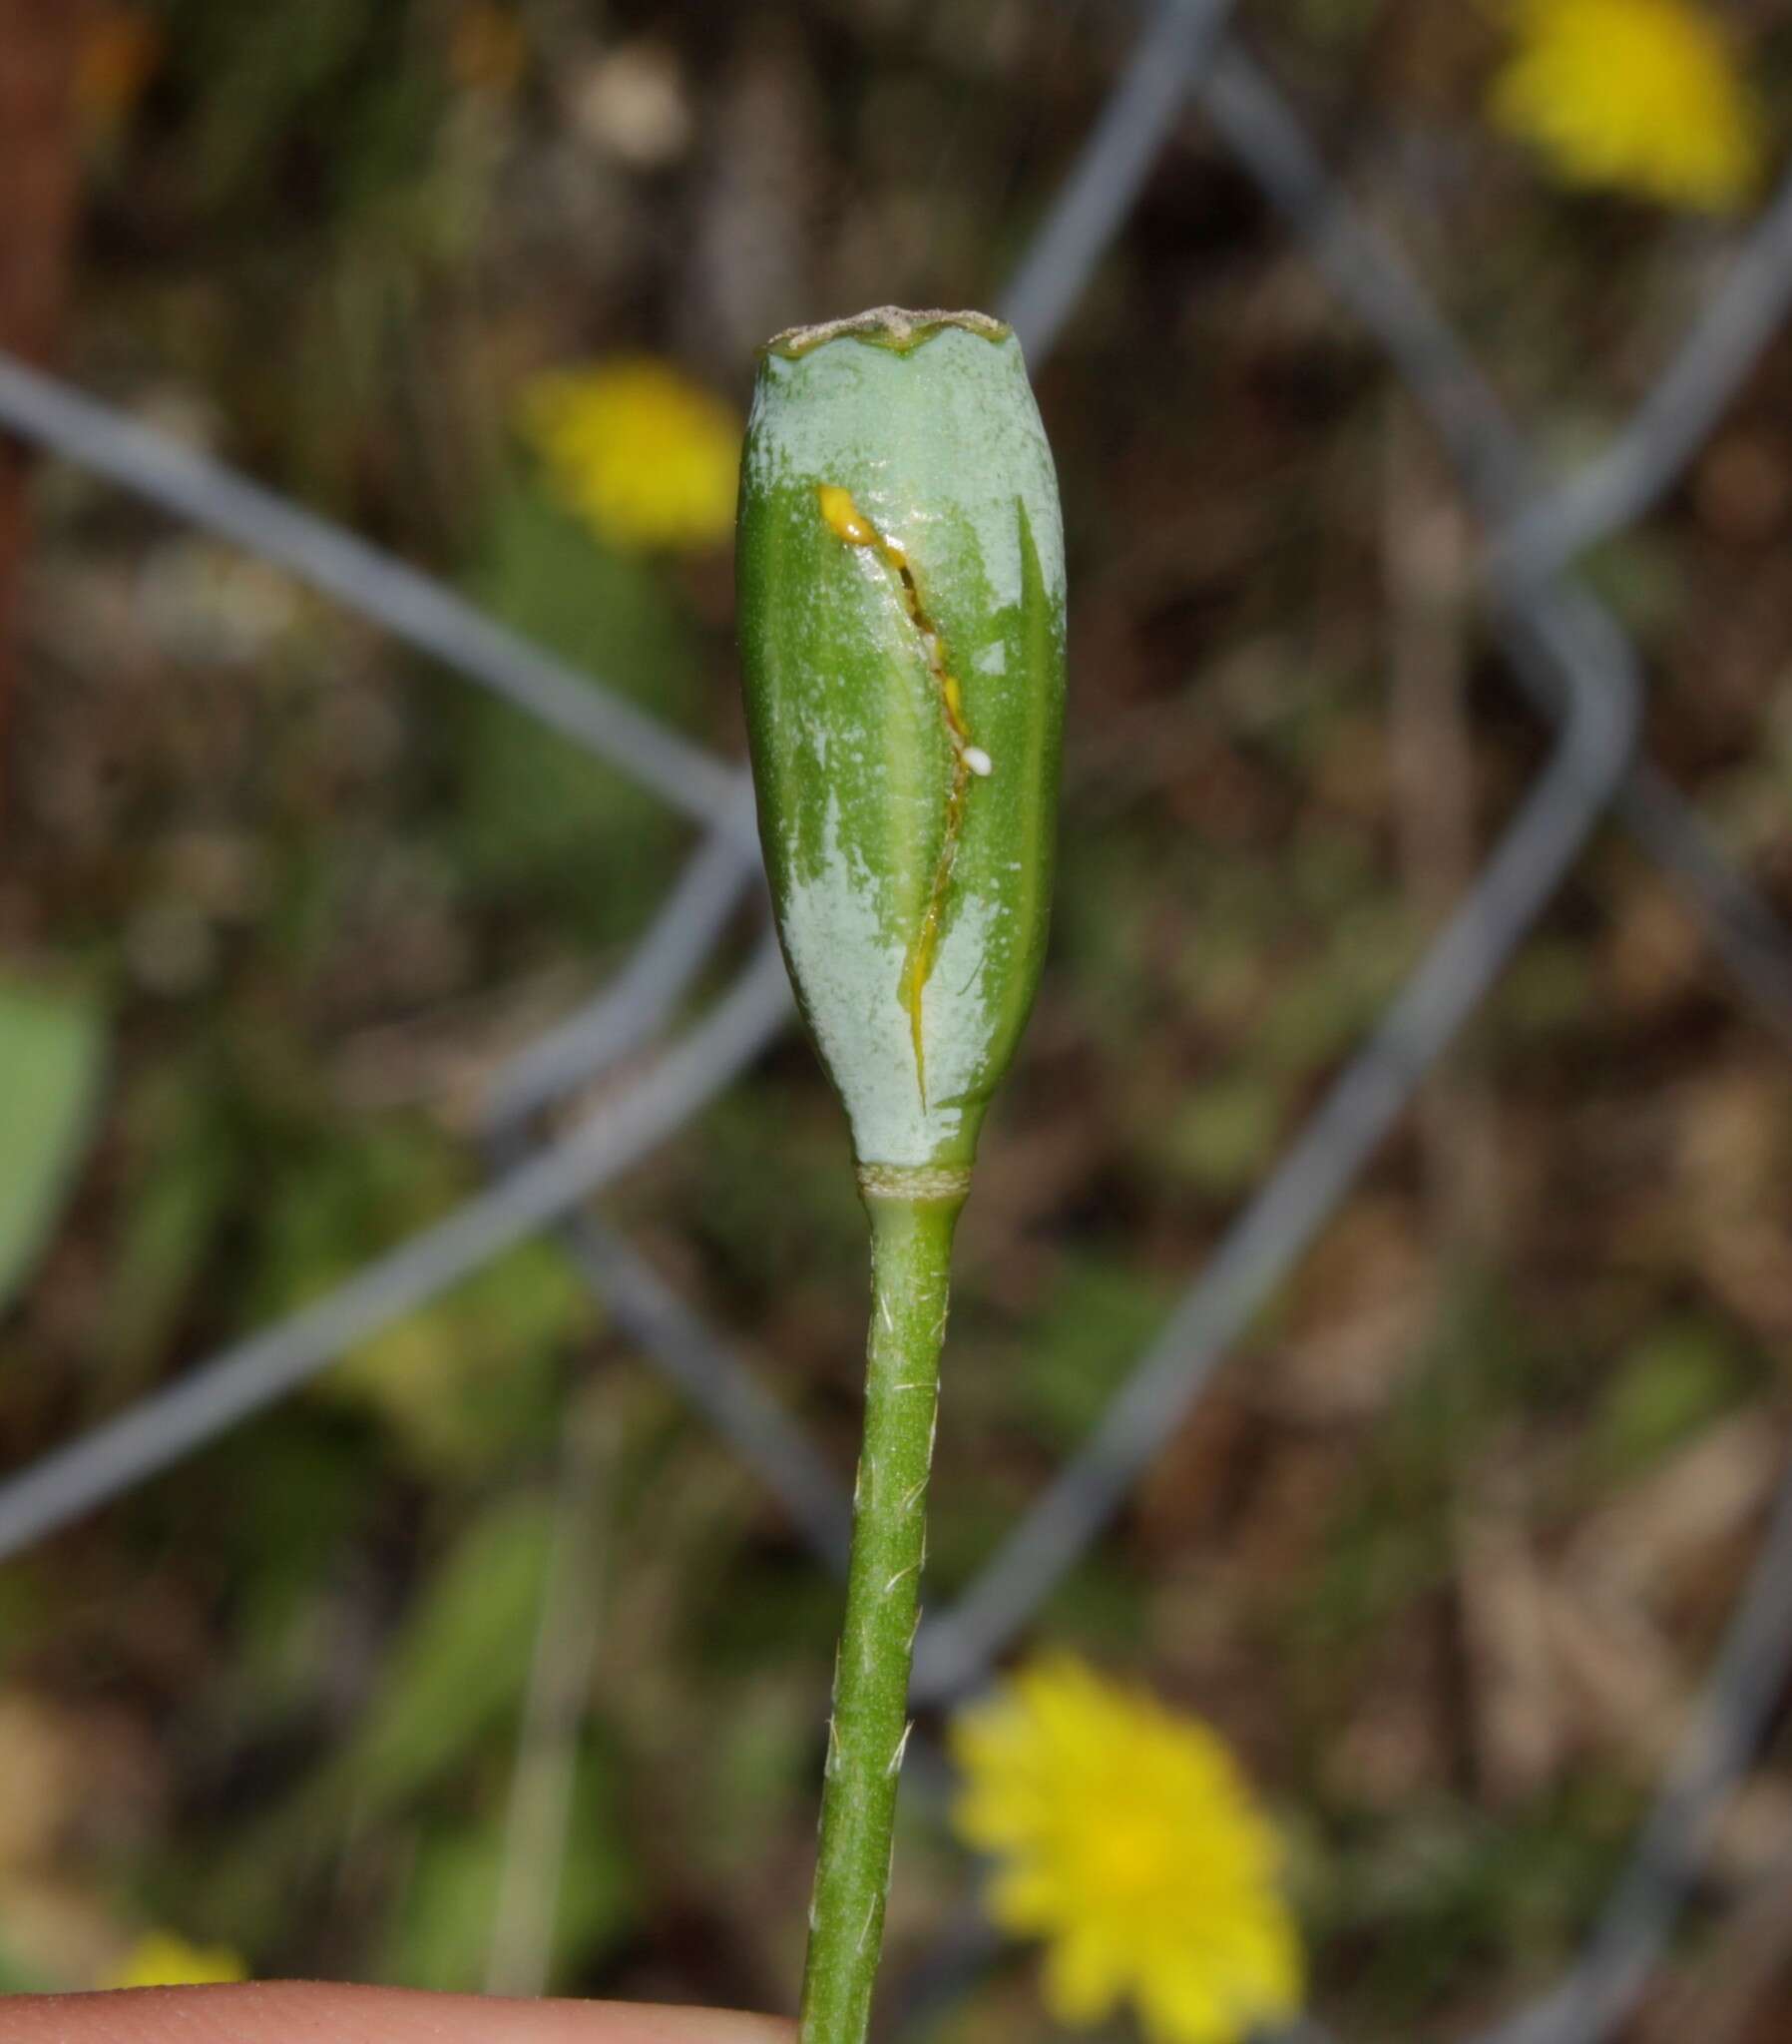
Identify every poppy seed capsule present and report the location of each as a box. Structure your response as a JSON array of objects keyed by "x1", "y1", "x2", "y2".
[{"x1": 737, "y1": 307, "x2": 1067, "y2": 1180}]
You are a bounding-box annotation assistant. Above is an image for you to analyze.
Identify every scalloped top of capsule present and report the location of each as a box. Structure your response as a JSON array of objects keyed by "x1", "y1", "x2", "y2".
[{"x1": 762, "y1": 306, "x2": 1012, "y2": 360}]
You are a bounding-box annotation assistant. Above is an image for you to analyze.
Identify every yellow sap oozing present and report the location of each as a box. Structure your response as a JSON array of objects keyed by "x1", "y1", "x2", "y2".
[
  {"x1": 816, "y1": 482, "x2": 992, "y2": 1108},
  {"x1": 818, "y1": 483, "x2": 877, "y2": 547}
]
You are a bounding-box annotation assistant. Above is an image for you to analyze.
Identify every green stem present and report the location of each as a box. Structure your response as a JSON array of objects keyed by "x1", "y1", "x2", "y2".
[{"x1": 799, "y1": 1180, "x2": 963, "y2": 2044}]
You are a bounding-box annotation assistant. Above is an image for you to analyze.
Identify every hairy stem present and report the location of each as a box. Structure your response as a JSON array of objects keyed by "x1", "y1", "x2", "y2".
[{"x1": 799, "y1": 1181, "x2": 963, "y2": 2044}]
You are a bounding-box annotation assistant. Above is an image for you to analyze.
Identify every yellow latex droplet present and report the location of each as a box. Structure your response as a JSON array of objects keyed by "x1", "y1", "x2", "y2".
[{"x1": 817, "y1": 484, "x2": 876, "y2": 547}]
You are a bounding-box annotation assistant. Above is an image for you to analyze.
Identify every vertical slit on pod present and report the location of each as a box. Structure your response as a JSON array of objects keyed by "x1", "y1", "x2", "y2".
[{"x1": 816, "y1": 482, "x2": 993, "y2": 1108}]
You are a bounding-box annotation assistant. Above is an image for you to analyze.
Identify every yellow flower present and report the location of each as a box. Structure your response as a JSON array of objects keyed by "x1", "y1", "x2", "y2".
[
  {"x1": 1491, "y1": 0, "x2": 1766, "y2": 213},
  {"x1": 517, "y1": 358, "x2": 741, "y2": 553},
  {"x1": 950, "y1": 1656, "x2": 1302, "y2": 2044},
  {"x1": 105, "y1": 1931, "x2": 248, "y2": 1989}
]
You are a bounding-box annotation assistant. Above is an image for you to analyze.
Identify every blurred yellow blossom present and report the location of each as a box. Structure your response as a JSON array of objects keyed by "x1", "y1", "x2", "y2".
[
  {"x1": 1492, "y1": 0, "x2": 1766, "y2": 213},
  {"x1": 517, "y1": 358, "x2": 741, "y2": 552},
  {"x1": 950, "y1": 1655, "x2": 1301, "y2": 2044},
  {"x1": 106, "y1": 1931, "x2": 248, "y2": 1989}
]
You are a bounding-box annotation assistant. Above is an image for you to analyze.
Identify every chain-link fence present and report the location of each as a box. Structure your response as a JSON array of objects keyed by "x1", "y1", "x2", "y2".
[{"x1": 6, "y1": 3, "x2": 1792, "y2": 2036}]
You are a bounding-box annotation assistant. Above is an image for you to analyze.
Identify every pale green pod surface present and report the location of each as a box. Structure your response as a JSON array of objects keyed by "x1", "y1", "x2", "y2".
[{"x1": 737, "y1": 306, "x2": 1067, "y2": 1177}]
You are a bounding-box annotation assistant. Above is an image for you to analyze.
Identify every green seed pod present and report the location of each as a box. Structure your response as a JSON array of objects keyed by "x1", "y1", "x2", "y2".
[{"x1": 737, "y1": 306, "x2": 1067, "y2": 1184}]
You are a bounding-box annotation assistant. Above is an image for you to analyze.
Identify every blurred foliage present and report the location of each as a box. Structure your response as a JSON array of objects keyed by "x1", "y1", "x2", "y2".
[
  {"x1": 455, "y1": 483, "x2": 705, "y2": 942},
  {"x1": 0, "y1": 976, "x2": 106, "y2": 1312},
  {"x1": 6, "y1": 0, "x2": 1792, "y2": 2035}
]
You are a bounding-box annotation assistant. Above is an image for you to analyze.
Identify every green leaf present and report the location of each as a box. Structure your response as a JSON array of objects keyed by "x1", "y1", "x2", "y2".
[
  {"x1": 97, "y1": 1059, "x2": 238, "y2": 1384},
  {"x1": 380, "y1": 1740, "x2": 635, "y2": 1991},
  {"x1": 1591, "y1": 1317, "x2": 1751, "y2": 1481},
  {"x1": 326, "y1": 1491, "x2": 557, "y2": 1814},
  {"x1": 1154, "y1": 1070, "x2": 1287, "y2": 1196},
  {"x1": 0, "y1": 976, "x2": 107, "y2": 1313},
  {"x1": 203, "y1": 1491, "x2": 558, "y2": 1944},
  {"x1": 453, "y1": 484, "x2": 701, "y2": 941},
  {"x1": 1010, "y1": 1259, "x2": 1173, "y2": 1448}
]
